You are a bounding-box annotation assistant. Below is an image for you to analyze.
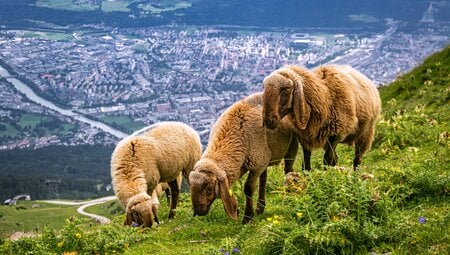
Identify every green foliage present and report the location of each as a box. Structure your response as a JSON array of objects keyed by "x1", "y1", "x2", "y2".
[
  {"x1": 1, "y1": 47, "x2": 449, "y2": 254},
  {"x1": 0, "y1": 145, "x2": 115, "y2": 201},
  {"x1": 2, "y1": 216, "x2": 149, "y2": 254},
  {"x1": 0, "y1": 201, "x2": 79, "y2": 239}
]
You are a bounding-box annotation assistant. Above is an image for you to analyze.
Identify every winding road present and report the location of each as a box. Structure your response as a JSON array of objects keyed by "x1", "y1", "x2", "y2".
[{"x1": 42, "y1": 196, "x2": 117, "y2": 224}]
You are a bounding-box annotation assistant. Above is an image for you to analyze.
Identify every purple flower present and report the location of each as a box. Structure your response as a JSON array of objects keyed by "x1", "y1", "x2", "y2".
[
  {"x1": 219, "y1": 247, "x2": 225, "y2": 253},
  {"x1": 418, "y1": 216, "x2": 426, "y2": 224},
  {"x1": 132, "y1": 222, "x2": 139, "y2": 227},
  {"x1": 232, "y1": 247, "x2": 240, "y2": 253},
  {"x1": 224, "y1": 252, "x2": 229, "y2": 255}
]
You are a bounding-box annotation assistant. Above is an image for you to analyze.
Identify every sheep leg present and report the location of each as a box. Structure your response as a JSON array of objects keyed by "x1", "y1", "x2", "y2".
[
  {"x1": 164, "y1": 188, "x2": 171, "y2": 205},
  {"x1": 243, "y1": 171, "x2": 259, "y2": 224},
  {"x1": 323, "y1": 135, "x2": 339, "y2": 167},
  {"x1": 302, "y1": 147, "x2": 312, "y2": 171},
  {"x1": 168, "y1": 179, "x2": 180, "y2": 219},
  {"x1": 353, "y1": 128, "x2": 375, "y2": 170},
  {"x1": 255, "y1": 169, "x2": 267, "y2": 215},
  {"x1": 284, "y1": 137, "x2": 299, "y2": 174}
]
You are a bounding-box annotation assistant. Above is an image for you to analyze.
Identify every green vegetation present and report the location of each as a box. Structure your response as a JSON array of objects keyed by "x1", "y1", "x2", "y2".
[
  {"x1": 0, "y1": 201, "x2": 78, "y2": 239},
  {"x1": 83, "y1": 200, "x2": 124, "y2": 219},
  {"x1": 35, "y1": 0, "x2": 192, "y2": 14},
  {"x1": 98, "y1": 115, "x2": 146, "y2": 134},
  {"x1": 21, "y1": 31, "x2": 73, "y2": 41},
  {"x1": 0, "y1": 110, "x2": 78, "y2": 144},
  {"x1": 0, "y1": 47, "x2": 449, "y2": 254},
  {"x1": 36, "y1": 0, "x2": 98, "y2": 12},
  {"x1": 0, "y1": 145, "x2": 115, "y2": 201},
  {"x1": 101, "y1": 1, "x2": 134, "y2": 13},
  {"x1": 138, "y1": 0, "x2": 192, "y2": 15}
]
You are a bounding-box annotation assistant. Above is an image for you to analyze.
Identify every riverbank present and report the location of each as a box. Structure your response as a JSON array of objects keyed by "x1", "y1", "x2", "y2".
[{"x1": 0, "y1": 64, "x2": 127, "y2": 139}]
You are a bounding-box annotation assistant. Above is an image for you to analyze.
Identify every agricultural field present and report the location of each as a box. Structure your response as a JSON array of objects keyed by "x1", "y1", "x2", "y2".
[{"x1": 35, "y1": 0, "x2": 193, "y2": 13}]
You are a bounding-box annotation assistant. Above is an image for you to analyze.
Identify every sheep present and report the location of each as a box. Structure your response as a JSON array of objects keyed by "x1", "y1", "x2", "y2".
[
  {"x1": 149, "y1": 174, "x2": 182, "y2": 225},
  {"x1": 189, "y1": 92, "x2": 298, "y2": 223},
  {"x1": 262, "y1": 64, "x2": 381, "y2": 170},
  {"x1": 111, "y1": 122, "x2": 202, "y2": 227}
]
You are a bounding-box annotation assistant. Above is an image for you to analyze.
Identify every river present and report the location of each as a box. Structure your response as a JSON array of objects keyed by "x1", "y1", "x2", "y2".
[{"x1": 0, "y1": 65, "x2": 128, "y2": 139}]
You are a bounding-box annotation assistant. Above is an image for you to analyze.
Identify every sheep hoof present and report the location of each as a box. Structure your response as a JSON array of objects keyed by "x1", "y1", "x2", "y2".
[
  {"x1": 242, "y1": 213, "x2": 253, "y2": 224},
  {"x1": 255, "y1": 205, "x2": 265, "y2": 215}
]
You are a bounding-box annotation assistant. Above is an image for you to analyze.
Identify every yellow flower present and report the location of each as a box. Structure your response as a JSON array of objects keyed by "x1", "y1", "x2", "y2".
[
  {"x1": 228, "y1": 189, "x2": 233, "y2": 196},
  {"x1": 296, "y1": 212, "x2": 303, "y2": 218},
  {"x1": 57, "y1": 241, "x2": 64, "y2": 248},
  {"x1": 274, "y1": 215, "x2": 280, "y2": 220},
  {"x1": 267, "y1": 217, "x2": 273, "y2": 222},
  {"x1": 273, "y1": 220, "x2": 280, "y2": 225},
  {"x1": 331, "y1": 215, "x2": 340, "y2": 222},
  {"x1": 75, "y1": 233, "x2": 81, "y2": 239},
  {"x1": 62, "y1": 252, "x2": 77, "y2": 255}
]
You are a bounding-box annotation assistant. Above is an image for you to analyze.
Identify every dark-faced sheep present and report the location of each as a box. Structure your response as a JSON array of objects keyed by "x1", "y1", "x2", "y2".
[
  {"x1": 189, "y1": 93, "x2": 298, "y2": 223},
  {"x1": 149, "y1": 174, "x2": 182, "y2": 225},
  {"x1": 262, "y1": 65, "x2": 381, "y2": 170},
  {"x1": 111, "y1": 122, "x2": 201, "y2": 227}
]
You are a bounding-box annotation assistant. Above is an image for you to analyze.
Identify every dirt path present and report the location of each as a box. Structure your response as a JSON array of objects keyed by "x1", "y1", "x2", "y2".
[{"x1": 42, "y1": 196, "x2": 117, "y2": 224}]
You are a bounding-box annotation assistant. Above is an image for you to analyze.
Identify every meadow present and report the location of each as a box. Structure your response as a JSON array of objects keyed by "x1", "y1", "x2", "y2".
[{"x1": 0, "y1": 47, "x2": 448, "y2": 254}]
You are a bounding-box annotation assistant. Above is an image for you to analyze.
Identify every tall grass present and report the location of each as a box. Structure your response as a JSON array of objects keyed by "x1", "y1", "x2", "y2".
[{"x1": 1, "y1": 47, "x2": 449, "y2": 254}]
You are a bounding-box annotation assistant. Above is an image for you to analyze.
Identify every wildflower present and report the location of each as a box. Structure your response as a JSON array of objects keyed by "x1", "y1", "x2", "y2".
[
  {"x1": 266, "y1": 217, "x2": 273, "y2": 222},
  {"x1": 273, "y1": 220, "x2": 280, "y2": 224},
  {"x1": 296, "y1": 212, "x2": 303, "y2": 218},
  {"x1": 132, "y1": 222, "x2": 139, "y2": 227},
  {"x1": 75, "y1": 233, "x2": 81, "y2": 239},
  {"x1": 232, "y1": 247, "x2": 240, "y2": 253},
  {"x1": 228, "y1": 189, "x2": 233, "y2": 196},
  {"x1": 57, "y1": 241, "x2": 64, "y2": 248},
  {"x1": 219, "y1": 247, "x2": 225, "y2": 253},
  {"x1": 273, "y1": 215, "x2": 280, "y2": 220},
  {"x1": 418, "y1": 216, "x2": 426, "y2": 224},
  {"x1": 331, "y1": 215, "x2": 340, "y2": 222}
]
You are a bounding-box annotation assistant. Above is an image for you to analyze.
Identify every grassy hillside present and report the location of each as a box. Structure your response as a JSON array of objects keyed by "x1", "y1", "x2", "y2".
[
  {"x1": 0, "y1": 201, "x2": 79, "y2": 239},
  {"x1": 0, "y1": 47, "x2": 449, "y2": 254}
]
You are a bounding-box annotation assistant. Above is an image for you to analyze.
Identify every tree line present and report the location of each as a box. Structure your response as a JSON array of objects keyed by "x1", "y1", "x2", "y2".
[{"x1": 0, "y1": 144, "x2": 115, "y2": 202}]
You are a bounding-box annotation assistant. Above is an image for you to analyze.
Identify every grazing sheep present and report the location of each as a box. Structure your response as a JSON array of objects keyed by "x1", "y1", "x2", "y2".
[
  {"x1": 150, "y1": 174, "x2": 182, "y2": 225},
  {"x1": 189, "y1": 93, "x2": 298, "y2": 223},
  {"x1": 111, "y1": 122, "x2": 202, "y2": 227},
  {"x1": 262, "y1": 64, "x2": 381, "y2": 170}
]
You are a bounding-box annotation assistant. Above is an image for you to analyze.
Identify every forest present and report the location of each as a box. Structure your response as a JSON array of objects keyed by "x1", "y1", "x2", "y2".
[
  {"x1": 1, "y1": 0, "x2": 444, "y2": 31},
  {"x1": 0, "y1": 144, "x2": 115, "y2": 201}
]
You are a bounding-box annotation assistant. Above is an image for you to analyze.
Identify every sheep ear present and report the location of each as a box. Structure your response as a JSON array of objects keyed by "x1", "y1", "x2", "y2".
[
  {"x1": 218, "y1": 177, "x2": 238, "y2": 220},
  {"x1": 291, "y1": 73, "x2": 310, "y2": 130},
  {"x1": 124, "y1": 211, "x2": 133, "y2": 226}
]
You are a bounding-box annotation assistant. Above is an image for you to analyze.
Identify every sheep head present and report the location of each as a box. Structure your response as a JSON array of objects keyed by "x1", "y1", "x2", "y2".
[
  {"x1": 263, "y1": 67, "x2": 310, "y2": 131},
  {"x1": 189, "y1": 159, "x2": 238, "y2": 220},
  {"x1": 124, "y1": 193, "x2": 154, "y2": 228}
]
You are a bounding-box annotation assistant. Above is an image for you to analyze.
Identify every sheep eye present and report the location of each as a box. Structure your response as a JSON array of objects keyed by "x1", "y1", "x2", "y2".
[{"x1": 280, "y1": 88, "x2": 290, "y2": 95}]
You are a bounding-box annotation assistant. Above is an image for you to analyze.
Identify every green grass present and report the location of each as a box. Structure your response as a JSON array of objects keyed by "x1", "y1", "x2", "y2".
[
  {"x1": 22, "y1": 31, "x2": 73, "y2": 41},
  {"x1": 98, "y1": 115, "x2": 146, "y2": 133},
  {"x1": 36, "y1": 0, "x2": 98, "y2": 11},
  {"x1": 83, "y1": 200, "x2": 124, "y2": 219},
  {"x1": 101, "y1": 0, "x2": 135, "y2": 13},
  {"x1": 0, "y1": 201, "x2": 79, "y2": 239},
  {"x1": 139, "y1": 0, "x2": 192, "y2": 14},
  {"x1": 0, "y1": 47, "x2": 449, "y2": 254},
  {"x1": 0, "y1": 112, "x2": 77, "y2": 138},
  {"x1": 17, "y1": 114, "x2": 47, "y2": 128}
]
